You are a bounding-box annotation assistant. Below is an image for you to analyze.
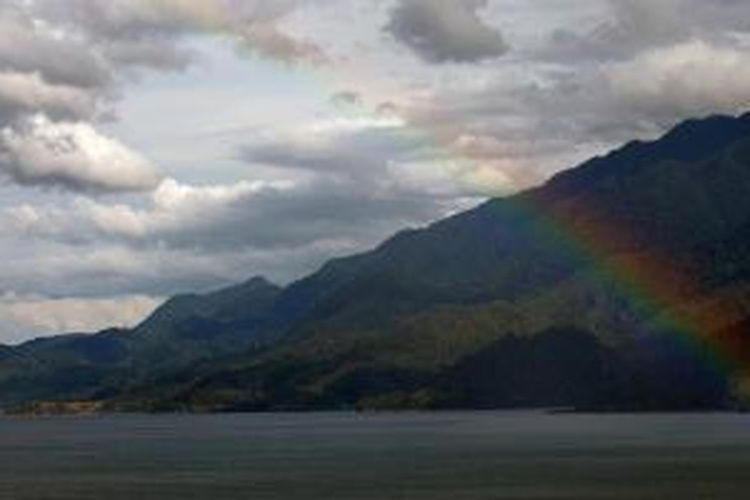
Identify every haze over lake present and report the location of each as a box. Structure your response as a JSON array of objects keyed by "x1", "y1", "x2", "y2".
[{"x1": 2, "y1": 411, "x2": 749, "y2": 500}]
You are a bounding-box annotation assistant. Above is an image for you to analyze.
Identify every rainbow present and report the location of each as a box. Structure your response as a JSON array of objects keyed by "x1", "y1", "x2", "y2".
[
  {"x1": 412, "y1": 116, "x2": 749, "y2": 392},
  {"x1": 273, "y1": 58, "x2": 750, "y2": 395},
  {"x1": 496, "y1": 174, "x2": 749, "y2": 398}
]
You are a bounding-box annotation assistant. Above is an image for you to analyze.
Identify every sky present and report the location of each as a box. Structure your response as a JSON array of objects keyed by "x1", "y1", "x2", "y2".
[{"x1": 1, "y1": 0, "x2": 750, "y2": 343}]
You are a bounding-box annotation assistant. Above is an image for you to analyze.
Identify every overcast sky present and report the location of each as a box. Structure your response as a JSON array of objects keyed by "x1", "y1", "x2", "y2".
[{"x1": 1, "y1": 0, "x2": 750, "y2": 343}]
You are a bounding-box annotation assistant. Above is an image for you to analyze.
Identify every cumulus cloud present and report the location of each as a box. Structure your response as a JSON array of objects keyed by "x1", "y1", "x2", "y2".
[
  {"x1": 0, "y1": 11, "x2": 112, "y2": 89},
  {"x1": 386, "y1": 0, "x2": 508, "y2": 63},
  {"x1": 0, "y1": 114, "x2": 161, "y2": 193},
  {"x1": 0, "y1": 71, "x2": 98, "y2": 120},
  {"x1": 606, "y1": 40, "x2": 750, "y2": 121},
  {"x1": 0, "y1": 0, "x2": 330, "y2": 195}
]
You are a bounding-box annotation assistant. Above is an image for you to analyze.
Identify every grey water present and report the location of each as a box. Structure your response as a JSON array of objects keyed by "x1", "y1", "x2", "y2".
[{"x1": 1, "y1": 411, "x2": 749, "y2": 500}]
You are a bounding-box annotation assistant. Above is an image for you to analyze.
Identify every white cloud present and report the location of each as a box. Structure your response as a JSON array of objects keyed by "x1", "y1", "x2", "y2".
[{"x1": 0, "y1": 114, "x2": 161, "y2": 193}]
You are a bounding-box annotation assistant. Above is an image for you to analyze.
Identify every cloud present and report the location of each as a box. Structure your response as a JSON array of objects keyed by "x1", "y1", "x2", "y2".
[
  {"x1": 543, "y1": 0, "x2": 685, "y2": 62},
  {"x1": 82, "y1": 178, "x2": 291, "y2": 244},
  {"x1": 236, "y1": 23, "x2": 327, "y2": 65},
  {"x1": 606, "y1": 40, "x2": 750, "y2": 121},
  {"x1": 0, "y1": 292, "x2": 161, "y2": 341},
  {"x1": 2, "y1": 0, "x2": 750, "y2": 344},
  {"x1": 0, "y1": 0, "x2": 328, "y2": 197},
  {"x1": 390, "y1": 35, "x2": 750, "y2": 187},
  {"x1": 494, "y1": 39, "x2": 750, "y2": 146},
  {"x1": 0, "y1": 114, "x2": 161, "y2": 193},
  {"x1": 0, "y1": 12, "x2": 112, "y2": 89},
  {"x1": 385, "y1": 0, "x2": 508, "y2": 63},
  {"x1": 78, "y1": 175, "x2": 444, "y2": 251},
  {"x1": 241, "y1": 113, "x2": 533, "y2": 196},
  {"x1": 542, "y1": 0, "x2": 750, "y2": 63},
  {"x1": 2, "y1": 166, "x2": 449, "y2": 254},
  {"x1": 31, "y1": 0, "x2": 326, "y2": 66},
  {"x1": 0, "y1": 230, "x2": 367, "y2": 301},
  {"x1": 241, "y1": 117, "x2": 418, "y2": 175},
  {"x1": 0, "y1": 71, "x2": 98, "y2": 121},
  {"x1": 0, "y1": 181, "x2": 445, "y2": 304}
]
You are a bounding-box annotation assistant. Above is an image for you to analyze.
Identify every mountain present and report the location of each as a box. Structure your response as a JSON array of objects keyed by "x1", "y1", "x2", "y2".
[
  {"x1": 3, "y1": 112, "x2": 750, "y2": 413},
  {"x1": 0, "y1": 277, "x2": 281, "y2": 405},
  {"x1": 548, "y1": 114, "x2": 750, "y2": 195},
  {"x1": 130, "y1": 276, "x2": 282, "y2": 371}
]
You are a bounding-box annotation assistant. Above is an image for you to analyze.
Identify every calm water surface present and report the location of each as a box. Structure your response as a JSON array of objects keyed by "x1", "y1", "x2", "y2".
[{"x1": 1, "y1": 411, "x2": 749, "y2": 499}]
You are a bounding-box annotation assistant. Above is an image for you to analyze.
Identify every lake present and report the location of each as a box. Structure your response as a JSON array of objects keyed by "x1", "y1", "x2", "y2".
[{"x1": 1, "y1": 411, "x2": 749, "y2": 499}]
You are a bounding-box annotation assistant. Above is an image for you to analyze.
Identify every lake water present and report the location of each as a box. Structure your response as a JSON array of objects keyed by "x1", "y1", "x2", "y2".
[{"x1": 1, "y1": 411, "x2": 749, "y2": 499}]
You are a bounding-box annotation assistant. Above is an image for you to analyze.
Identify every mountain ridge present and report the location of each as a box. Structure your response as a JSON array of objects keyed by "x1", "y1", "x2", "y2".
[{"x1": 3, "y1": 111, "x2": 750, "y2": 412}]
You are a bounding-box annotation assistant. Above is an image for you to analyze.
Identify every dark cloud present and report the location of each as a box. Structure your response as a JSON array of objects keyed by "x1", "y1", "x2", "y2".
[
  {"x1": 385, "y1": 0, "x2": 508, "y2": 63},
  {"x1": 240, "y1": 122, "x2": 424, "y2": 177}
]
